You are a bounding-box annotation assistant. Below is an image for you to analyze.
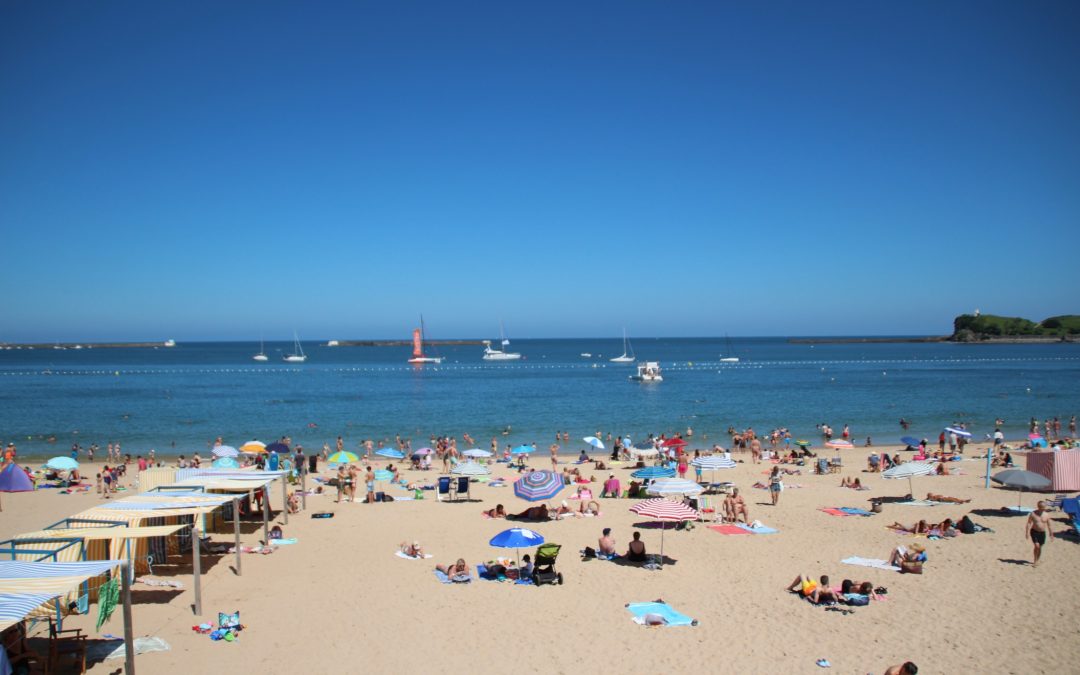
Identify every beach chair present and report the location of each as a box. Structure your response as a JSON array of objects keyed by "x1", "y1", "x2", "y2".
[
  {"x1": 532, "y1": 543, "x2": 563, "y2": 586},
  {"x1": 452, "y1": 476, "x2": 470, "y2": 501},
  {"x1": 695, "y1": 496, "x2": 719, "y2": 523},
  {"x1": 829, "y1": 457, "x2": 843, "y2": 473},
  {"x1": 48, "y1": 621, "x2": 87, "y2": 674},
  {"x1": 816, "y1": 458, "x2": 829, "y2": 475},
  {"x1": 436, "y1": 476, "x2": 452, "y2": 502},
  {"x1": 2, "y1": 623, "x2": 45, "y2": 674}
]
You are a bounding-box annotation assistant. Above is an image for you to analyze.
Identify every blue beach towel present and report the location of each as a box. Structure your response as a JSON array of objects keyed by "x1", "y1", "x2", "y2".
[
  {"x1": 270, "y1": 538, "x2": 298, "y2": 545},
  {"x1": 839, "y1": 508, "x2": 874, "y2": 517},
  {"x1": 626, "y1": 602, "x2": 697, "y2": 626},
  {"x1": 434, "y1": 569, "x2": 472, "y2": 584},
  {"x1": 736, "y1": 524, "x2": 779, "y2": 535}
]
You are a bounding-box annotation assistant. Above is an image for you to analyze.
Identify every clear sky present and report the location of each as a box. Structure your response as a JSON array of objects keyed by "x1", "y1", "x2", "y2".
[{"x1": 2, "y1": 1, "x2": 1078, "y2": 341}]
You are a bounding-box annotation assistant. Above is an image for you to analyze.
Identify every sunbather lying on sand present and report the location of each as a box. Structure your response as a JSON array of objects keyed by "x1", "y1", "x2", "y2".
[
  {"x1": 436, "y1": 559, "x2": 470, "y2": 579},
  {"x1": 399, "y1": 541, "x2": 425, "y2": 558},
  {"x1": 889, "y1": 520, "x2": 931, "y2": 534},
  {"x1": 887, "y1": 543, "x2": 926, "y2": 567},
  {"x1": 926, "y1": 493, "x2": 969, "y2": 504},
  {"x1": 483, "y1": 504, "x2": 506, "y2": 519},
  {"x1": 509, "y1": 504, "x2": 549, "y2": 521},
  {"x1": 786, "y1": 574, "x2": 837, "y2": 605},
  {"x1": 840, "y1": 477, "x2": 867, "y2": 489}
]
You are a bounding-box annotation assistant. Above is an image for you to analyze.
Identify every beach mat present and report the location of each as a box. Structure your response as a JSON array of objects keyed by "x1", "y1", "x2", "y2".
[
  {"x1": 841, "y1": 556, "x2": 900, "y2": 572},
  {"x1": 626, "y1": 602, "x2": 697, "y2": 626},
  {"x1": 434, "y1": 569, "x2": 472, "y2": 584},
  {"x1": 820, "y1": 508, "x2": 850, "y2": 517},
  {"x1": 708, "y1": 525, "x2": 752, "y2": 535},
  {"x1": 395, "y1": 551, "x2": 433, "y2": 560},
  {"x1": 839, "y1": 507, "x2": 874, "y2": 516},
  {"x1": 736, "y1": 524, "x2": 779, "y2": 534},
  {"x1": 895, "y1": 500, "x2": 939, "y2": 507},
  {"x1": 270, "y1": 537, "x2": 297, "y2": 545}
]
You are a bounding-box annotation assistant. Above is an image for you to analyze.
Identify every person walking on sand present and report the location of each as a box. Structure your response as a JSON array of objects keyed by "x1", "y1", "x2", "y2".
[
  {"x1": 1025, "y1": 501, "x2": 1053, "y2": 567},
  {"x1": 768, "y1": 466, "x2": 782, "y2": 506},
  {"x1": 750, "y1": 437, "x2": 761, "y2": 464},
  {"x1": 550, "y1": 443, "x2": 559, "y2": 470}
]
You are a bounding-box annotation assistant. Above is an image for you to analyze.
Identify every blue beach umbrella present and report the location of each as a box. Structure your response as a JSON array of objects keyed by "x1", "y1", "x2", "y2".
[
  {"x1": 944, "y1": 427, "x2": 972, "y2": 438},
  {"x1": 631, "y1": 466, "x2": 676, "y2": 480},
  {"x1": 211, "y1": 445, "x2": 239, "y2": 459},
  {"x1": 513, "y1": 471, "x2": 564, "y2": 502},
  {"x1": 646, "y1": 478, "x2": 704, "y2": 497},
  {"x1": 511, "y1": 445, "x2": 534, "y2": 455},
  {"x1": 583, "y1": 436, "x2": 605, "y2": 450},
  {"x1": 327, "y1": 451, "x2": 359, "y2": 466},
  {"x1": 45, "y1": 457, "x2": 79, "y2": 472},
  {"x1": 900, "y1": 436, "x2": 921, "y2": 447},
  {"x1": 211, "y1": 457, "x2": 240, "y2": 469},
  {"x1": 489, "y1": 527, "x2": 545, "y2": 571},
  {"x1": 375, "y1": 448, "x2": 405, "y2": 460},
  {"x1": 265, "y1": 442, "x2": 290, "y2": 454},
  {"x1": 462, "y1": 448, "x2": 492, "y2": 458}
]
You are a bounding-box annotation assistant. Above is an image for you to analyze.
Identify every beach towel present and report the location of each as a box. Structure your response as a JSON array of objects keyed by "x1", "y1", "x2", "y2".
[
  {"x1": 820, "y1": 508, "x2": 850, "y2": 517},
  {"x1": 395, "y1": 550, "x2": 433, "y2": 560},
  {"x1": 838, "y1": 507, "x2": 874, "y2": 517},
  {"x1": 895, "y1": 500, "x2": 939, "y2": 507},
  {"x1": 136, "y1": 578, "x2": 183, "y2": 589},
  {"x1": 841, "y1": 556, "x2": 900, "y2": 572},
  {"x1": 736, "y1": 523, "x2": 779, "y2": 534},
  {"x1": 434, "y1": 569, "x2": 472, "y2": 584},
  {"x1": 270, "y1": 538, "x2": 298, "y2": 545},
  {"x1": 90, "y1": 637, "x2": 171, "y2": 660},
  {"x1": 708, "y1": 525, "x2": 752, "y2": 535},
  {"x1": 626, "y1": 602, "x2": 697, "y2": 627}
]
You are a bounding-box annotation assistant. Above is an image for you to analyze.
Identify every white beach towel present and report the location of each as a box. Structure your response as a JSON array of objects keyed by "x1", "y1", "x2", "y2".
[
  {"x1": 395, "y1": 550, "x2": 433, "y2": 559},
  {"x1": 841, "y1": 556, "x2": 900, "y2": 572},
  {"x1": 895, "y1": 500, "x2": 940, "y2": 507}
]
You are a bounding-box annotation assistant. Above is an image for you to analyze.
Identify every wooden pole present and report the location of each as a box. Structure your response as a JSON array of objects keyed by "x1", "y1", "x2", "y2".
[
  {"x1": 121, "y1": 561, "x2": 135, "y2": 675},
  {"x1": 192, "y1": 525, "x2": 202, "y2": 616},
  {"x1": 233, "y1": 497, "x2": 241, "y2": 576}
]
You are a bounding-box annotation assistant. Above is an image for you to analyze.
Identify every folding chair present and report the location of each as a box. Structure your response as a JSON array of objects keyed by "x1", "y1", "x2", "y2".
[
  {"x1": 829, "y1": 457, "x2": 843, "y2": 474},
  {"x1": 454, "y1": 477, "x2": 471, "y2": 501},
  {"x1": 695, "y1": 496, "x2": 719, "y2": 523},
  {"x1": 49, "y1": 621, "x2": 87, "y2": 674},
  {"x1": 436, "y1": 476, "x2": 452, "y2": 502}
]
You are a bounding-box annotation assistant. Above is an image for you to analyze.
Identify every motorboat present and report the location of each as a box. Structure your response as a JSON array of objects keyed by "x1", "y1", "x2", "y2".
[
  {"x1": 482, "y1": 321, "x2": 521, "y2": 360},
  {"x1": 630, "y1": 361, "x2": 663, "y2": 382}
]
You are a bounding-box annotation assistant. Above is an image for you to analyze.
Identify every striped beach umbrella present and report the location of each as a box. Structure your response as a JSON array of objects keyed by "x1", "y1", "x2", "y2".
[
  {"x1": 583, "y1": 436, "x2": 605, "y2": 450},
  {"x1": 825, "y1": 440, "x2": 854, "y2": 450},
  {"x1": 691, "y1": 454, "x2": 736, "y2": 486},
  {"x1": 462, "y1": 448, "x2": 492, "y2": 458},
  {"x1": 327, "y1": 451, "x2": 359, "y2": 465},
  {"x1": 629, "y1": 498, "x2": 700, "y2": 567},
  {"x1": 882, "y1": 461, "x2": 936, "y2": 497},
  {"x1": 631, "y1": 466, "x2": 676, "y2": 480},
  {"x1": 211, "y1": 445, "x2": 238, "y2": 459},
  {"x1": 451, "y1": 462, "x2": 490, "y2": 476},
  {"x1": 513, "y1": 471, "x2": 564, "y2": 502},
  {"x1": 629, "y1": 445, "x2": 659, "y2": 459},
  {"x1": 646, "y1": 478, "x2": 703, "y2": 497},
  {"x1": 211, "y1": 457, "x2": 240, "y2": 469},
  {"x1": 375, "y1": 448, "x2": 405, "y2": 460},
  {"x1": 239, "y1": 441, "x2": 266, "y2": 454}
]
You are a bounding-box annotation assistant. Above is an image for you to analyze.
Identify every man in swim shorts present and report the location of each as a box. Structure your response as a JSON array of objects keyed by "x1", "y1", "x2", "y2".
[{"x1": 1025, "y1": 501, "x2": 1053, "y2": 567}]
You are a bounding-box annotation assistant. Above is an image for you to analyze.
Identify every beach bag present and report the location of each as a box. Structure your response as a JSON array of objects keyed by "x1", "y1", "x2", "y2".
[
  {"x1": 582, "y1": 546, "x2": 597, "y2": 559},
  {"x1": 959, "y1": 516, "x2": 976, "y2": 535},
  {"x1": 900, "y1": 561, "x2": 923, "y2": 575},
  {"x1": 269, "y1": 526, "x2": 283, "y2": 540}
]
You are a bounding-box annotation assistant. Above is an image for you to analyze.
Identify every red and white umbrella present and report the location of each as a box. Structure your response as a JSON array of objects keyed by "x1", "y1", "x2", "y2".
[
  {"x1": 825, "y1": 440, "x2": 853, "y2": 450},
  {"x1": 629, "y1": 498, "x2": 699, "y2": 567}
]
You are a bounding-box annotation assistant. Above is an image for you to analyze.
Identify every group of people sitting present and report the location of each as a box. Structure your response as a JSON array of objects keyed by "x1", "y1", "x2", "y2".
[
  {"x1": 595, "y1": 527, "x2": 648, "y2": 562},
  {"x1": 786, "y1": 574, "x2": 885, "y2": 606}
]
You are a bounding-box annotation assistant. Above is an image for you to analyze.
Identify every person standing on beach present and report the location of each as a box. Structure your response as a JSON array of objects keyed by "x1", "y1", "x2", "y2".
[
  {"x1": 768, "y1": 466, "x2": 782, "y2": 505},
  {"x1": 1025, "y1": 501, "x2": 1053, "y2": 567},
  {"x1": 550, "y1": 443, "x2": 559, "y2": 470},
  {"x1": 1070, "y1": 416, "x2": 1077, "y2": 437},
  {"x1": 750, "y1": 437, "x2": 761, "y2": 464}
]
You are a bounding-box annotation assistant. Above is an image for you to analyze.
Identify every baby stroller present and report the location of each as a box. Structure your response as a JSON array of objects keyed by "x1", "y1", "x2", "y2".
[{"x1": 532, "y1": 543, "x2": 563, "y2": 586}]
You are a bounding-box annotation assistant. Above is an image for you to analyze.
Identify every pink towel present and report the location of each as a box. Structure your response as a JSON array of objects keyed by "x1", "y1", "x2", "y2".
[{"x1": 708, "y1": 525, "x2": 752, "y2": 535}]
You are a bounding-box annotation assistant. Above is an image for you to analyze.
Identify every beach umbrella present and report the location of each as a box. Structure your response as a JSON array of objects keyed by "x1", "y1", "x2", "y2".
[
  {"x1": 45, "y1": 457, "x2": 78, "y2": 472},
  {"x1": 490, "y1": 527, "x2": 545, "y2": 571},
  {"x1": 513, "y1": 471, "x2": 564, "y2": 502},
  {"x1": 583, "y1": 436, "x2": 605, "y2": 450},
  {"x1": 411, "y1": 447, "x2": 433, "y2": 457},
  {"x1": 991, "y1": 469, "x2": 1052, "y2": 511},
  {"x1": 239, "y1": 440, "x2": 266, "y2": 454},
  {"x1": 691, "y1": 455, "x2": 736, "y2": 485},
  {"x1": 629, "y1": 498, "x2": 699, "y2": 567},
  {"x1": 629, "y1": 446, "x2": 659, "y2": 459},
  {"x1": 631, "y1": 466, "x2": 676, "y2": 480},
  {"x1": 373, "y1": 468, "x2": 394, "y2": 494},
  {"x1": 881, "y1": 461, "x2": 935, "y2": 497},
  {"x1": 646, "y1": 478, "x2": 704, "y2": 497},
  {"x1": 661, "y1": 438, "x2": 687, "y2": 448},
  {"x1": 211, "y1": 457, "x2": 240, "y2": 469},
  {"x1": 462, "y1": 448, "x2": 492, "y2": 458},
  {"x1": 511, "y1": 445, "x2": 534, "y2": 455},
  {"x1": 825, "y1": 440, "x2": 854, "y2": 450},
  {"x1": 375, "y1": 448, "x2": 405, "y2": 460},
  {"x1": 900, "y1": 436, "x2": 920, "y2": 447},
  {"x1": 211, "y1": 445, "x2": 238, "y2": 459},
  {"x1": 265, "y1": 442, "x2": 289, "y2": 454},
  {"x1": 451, "y1": 462, "x2": 490, "y2": 476},
  {"x1": 944, "y1": 427, "x2": 972, "y2": 438},
  {"x1": 0, "y1": 463, "x2": 34, "y2": 512},
  {"x1": 327, "y1": 451, "x2": 359, "y2": 465},
  {"x1": 795, "y1": 440, "x2": 811, "y2": 447}
]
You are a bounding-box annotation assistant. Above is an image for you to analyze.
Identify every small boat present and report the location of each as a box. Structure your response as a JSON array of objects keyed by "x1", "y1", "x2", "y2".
[
  {"x1": 482, "y1": 321, "x2": 521, "y2": 360},
  {"x1": 163, "y1": 339, "x2": 176, "y2": 348},
  {"x1": 253, "y1": 336, "x2": 269, "y2": 362},
  {"x1": 283, "y1": 332, "x2": 307, "y2": 362},
  {"x1": 630, "y1": 361, "x2": 663, "y2": 382},
  {"x1": 326, "y1": 340, "x2": 340, "y2": 347},
  {"x1": 580, "y1": 353, "x2": 592, "y2": 358},
  {"x1": 408, "y1": 315, "x2": 443, "y2": 364},
  {"x1": 719, "y1": 334, "x2": 739, "y2": 363},
  {"x1": 610, "y1": 328, "x2": 635, "y2": 363}
]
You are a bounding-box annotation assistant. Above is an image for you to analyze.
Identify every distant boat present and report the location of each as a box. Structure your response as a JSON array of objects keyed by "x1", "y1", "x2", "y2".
[
  {"x1": 610, "y1": 328, "x2": 635, "y2": 363},
  {"x1": 482, "y1": 321, "x2": 521, "y2": 360},
  {"x1": 719, "y1": 334, "x2": 739, "y2": 363},
  {"x1": 326, "y1": 340, "x2": 340, "y2": 347},
  {"x1": 163, "y1": 339, "x2": 176, "y2": 348},
  {"x1": 283, "y1": 332, "x2": 307, "y2": 363},
  {"x1": 253, "y1": 336, "x2": 269, "y2": 362},
  {"x1": 580, "y1": 353, "x2": 592, "y2": 358},
  {"x1": 630, "y1": 361, "x2": 663, "y2": 382},
  {"x1": 408, "y1": 315, "x2": 443, "y2": 364}
]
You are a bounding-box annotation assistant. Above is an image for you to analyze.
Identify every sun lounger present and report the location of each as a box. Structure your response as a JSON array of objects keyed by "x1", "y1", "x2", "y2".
[{"x1": 395, "y1": 551, "x2": 432, "y2": 560}]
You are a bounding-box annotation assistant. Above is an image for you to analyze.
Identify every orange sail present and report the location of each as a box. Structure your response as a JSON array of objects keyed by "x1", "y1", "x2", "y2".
[{"x1": 412, "y1": 328, "x2": 423, "y2": 357}]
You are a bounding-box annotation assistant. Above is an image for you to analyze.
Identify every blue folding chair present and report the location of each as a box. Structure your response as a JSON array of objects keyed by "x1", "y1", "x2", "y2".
[{"x1": 436, "y1": 476, "x2": 452, "y2": 502}]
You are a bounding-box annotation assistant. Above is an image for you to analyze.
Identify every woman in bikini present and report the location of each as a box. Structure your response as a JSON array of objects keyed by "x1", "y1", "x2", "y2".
[
  {"x1": 484, "y1": 504, "x2": 506, "y2": 519},
  {"x1": 436, "y1": 559, "x2": 469, "y2": 578}
]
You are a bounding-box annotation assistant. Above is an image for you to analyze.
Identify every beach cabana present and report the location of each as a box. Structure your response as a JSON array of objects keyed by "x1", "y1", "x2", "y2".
[
  {"x1": 1025, "y1": 450, "x2": 1080, "y2": 491},
  {"x1": 162, "y1": 471, "x2": 288, "y2": 552}
]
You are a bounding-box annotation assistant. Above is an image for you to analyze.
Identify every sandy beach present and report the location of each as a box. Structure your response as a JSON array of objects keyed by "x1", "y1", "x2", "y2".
[{"x1": 2, "y1": 442, "x2": 1077, "y2": 675}]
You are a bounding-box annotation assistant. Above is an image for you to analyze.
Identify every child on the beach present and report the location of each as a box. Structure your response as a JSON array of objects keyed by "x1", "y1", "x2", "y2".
[{"x1": 96, "y1": 473, "x2": 102, "y2": 496}]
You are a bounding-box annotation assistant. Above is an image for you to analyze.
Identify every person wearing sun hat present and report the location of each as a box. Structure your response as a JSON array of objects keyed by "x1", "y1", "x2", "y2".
[{"x1": 888, "y1": 541, "x2": 927, "y2": 568}]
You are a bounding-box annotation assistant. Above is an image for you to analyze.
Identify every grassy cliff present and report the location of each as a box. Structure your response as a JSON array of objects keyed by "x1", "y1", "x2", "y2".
[{"x1": 952, "y1": 314, "x2": 1080, "y2": 341}]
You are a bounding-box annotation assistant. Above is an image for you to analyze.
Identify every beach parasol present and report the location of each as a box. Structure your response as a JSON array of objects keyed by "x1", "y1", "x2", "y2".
[
  {"x1": 462, "y1": 448, "x2": 492, "y2": 458},
  {"x1": 239, "y1": 441, "x2": 266, "y2": 454},
  {"x1": 375, "y1": 448, "x2": 405, "y2": 460},
  {"x1": 825, "y1": 440, "x2": 854, "y2": 450},
  {"x1": 646, "y1": 478, "x2": 703, "y2": 498},
  {"x1": 629, "y1": 445, "x2": 659, "y2": 459},
  {"x1": 452, "y1": 462, "x2": 490, "y2": 476},
  {"x1": 513, "y1": 471, "x2": 564, "y2": 502},
  {"x1": 265, "y1": 442, "x2": 289, "y2": 454},
  {"x1": 944, "y1": 427, "x2": 972, "y2": 438},
  {"x1": 45, "y1": 457, "x2": 78, "y2": 472},
  {"x1": 629, "y1": 498, "x2": 699, "y2": 568},
  {"x1": 661, "y1": 438, "x2": 687, "y2": 448},
  {"x1": 511, "y1": 445, "x2": 534, "y2": 455},
  {"x1": 900, "y1": 436, "x2": 920, "y2": 447},
  {"x1": 0, "y1": 463, "x2": 34, "y2": 511},
  {"x1": 583, "y1": 436, "x2": 605, "y2": 450},
  {"x1": 211, "y1": 445, "x2": 238, "y2": 459},
  {"x1": 795, "y1": 440, "x2": 812, "y2": 447},
  {"x1": 991, "y1": 469, "x2": 1051, "y2": 511},
  {"x1": 490, "y1": 527, "x2": 545, "y2": 572},
  {"x1": 631, "y1": 466, "x2": 676, "y2": 480},
  {"x1": 211, "y1": 457, "x2": 240, "y2": 469},
  {"x1": 881, "y1": 461, "x2": 935, "y2": 497},
  {"x1": 327, "y1": 451, "x2": 359, "y2": 466},
  {"x1": 691, "y1": 455, "x2": 736, "y2": 485},
  {"x1": 374, "y1": 469, "x2": 394, "y2": 494}
]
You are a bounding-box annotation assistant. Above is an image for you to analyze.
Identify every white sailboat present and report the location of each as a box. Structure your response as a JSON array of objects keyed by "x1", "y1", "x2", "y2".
[
  {"x1": 408, "y1": 316, "x2": 443, "y2": 364},
  {"x1": 283, "y1": 332, "x2": 307, "y2": 363},
  {"x1": 253, "y1": 336, "x2": 269, "y2": 362},
  {"x1": 610, "y1": 328, "x2": 635, "y2": 363},
  {"x1": 719, "y1": 334, "x2": 739, "y2": 363},
  {"x1": 482, "y1": 321, "x2": 521, "y2": 360}
]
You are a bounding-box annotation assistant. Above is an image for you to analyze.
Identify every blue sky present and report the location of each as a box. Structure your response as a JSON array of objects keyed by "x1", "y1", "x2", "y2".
[{"x1": 2, "y1": 1, "x2": 1078, "y2": 341}]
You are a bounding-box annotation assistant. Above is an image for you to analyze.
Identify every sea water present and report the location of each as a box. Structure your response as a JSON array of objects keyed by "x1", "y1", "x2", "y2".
[{"x1": 1, "y1": 338, "x2": 1077, "y2": 458}]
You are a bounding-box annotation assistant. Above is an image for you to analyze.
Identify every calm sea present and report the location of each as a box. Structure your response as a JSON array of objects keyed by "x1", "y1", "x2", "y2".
[{"x1": 1, "y1": 338, "x2": 1078, "y2": 458}]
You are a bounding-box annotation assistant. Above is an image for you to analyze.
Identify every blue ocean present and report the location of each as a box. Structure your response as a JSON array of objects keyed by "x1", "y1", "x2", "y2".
[{"x1": 1, "y1": 338, "x2": 1077, "y2": 457}]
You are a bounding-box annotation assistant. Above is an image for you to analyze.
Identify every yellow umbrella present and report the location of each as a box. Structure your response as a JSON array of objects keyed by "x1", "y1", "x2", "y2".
[{"x1": 239, "y1": 441, "x2": 267, "y2": 454}]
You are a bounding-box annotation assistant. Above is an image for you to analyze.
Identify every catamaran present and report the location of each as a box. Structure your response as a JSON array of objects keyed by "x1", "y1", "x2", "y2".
[
  {"x1": 408, "y1": 316, "x2": 443, "y2": 364},
  {"x1": 610, "y1": 328, "x2": 635, "y2": 363},
  {"x1": 253, "y1": 336, "x2": 269, "y2": 362},
  {"x1": 482, "y1": 321, "x2": 521, "y2": 360},
  {"x1": 630, "y1": 361, "x2": 663, "y2": 382},
  {"x1": 283, "y1": 332, "x2": 307, "y2": 363}
]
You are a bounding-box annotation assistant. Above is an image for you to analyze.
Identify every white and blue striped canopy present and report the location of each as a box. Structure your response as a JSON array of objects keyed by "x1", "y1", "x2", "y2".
[
  {"x1": 90, "y1": 500, "x2": 227, "y2": 511},
  {"x1": 691, "y1": 456, "x2": 736, "y2": 470},
  {"x1": 451, "y1": 462, "x2": 490, "y2": 476},
  {"x1": 211, "y1": 445, "x2": 239, "y2": 459},
  {"x1": 0, "y1": 560, "x2": 124, "y2": 631},
  {"x1": 0, "y1": 591, "x2": 63, "y2": 629},
  {"x1": 646, "y1": 478, "x2": 704, "y2": 497}
]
